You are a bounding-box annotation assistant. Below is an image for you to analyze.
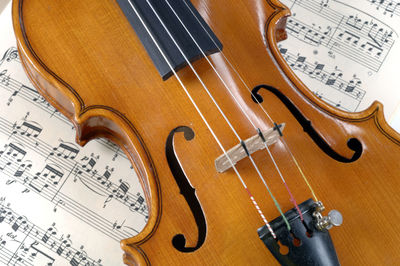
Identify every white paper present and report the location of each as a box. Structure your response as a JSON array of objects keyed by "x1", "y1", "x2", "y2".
[{"x1": 280, "y1": 0, "x2": 400, "y2": 132}]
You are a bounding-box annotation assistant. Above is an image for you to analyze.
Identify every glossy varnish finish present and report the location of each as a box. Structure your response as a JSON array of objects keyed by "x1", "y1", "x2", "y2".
[{"x1": 12, "y1": 0, "x2": 400, "y2": 264}]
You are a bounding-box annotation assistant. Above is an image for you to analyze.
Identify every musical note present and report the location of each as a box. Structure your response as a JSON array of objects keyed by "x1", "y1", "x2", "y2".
[
  {"x1": 345, "y1": 78, "x2": 362, "y2": 92},
  {"x1": 337, "y1": 30, "x2": 361, "y2": 45},
  {"x1": 42, "y1": 226, "x2": 57, "y2": 244},
  {"x1": 103, "y1": 180, "x2": 130, "y2": 207},
  {"x1": 56, "y1": 237, "x2": 72, "y2": 256},
  {"x1": 279, "y1": 0, "x2": 400, "y2": 117},
  {"x1": 286, "y1": 18, "x2": 329, "y2": 47},
  {"x1": 81, "y1": 155, "x2": 97, "y2": 172},
  {"x1": 0, "y1": 116, "x2": 146, "y2": 241},
  {"x1": 28, "y1": 164, "x2": 63, "y2": 193},
  {"x1": 0, "y1": 143, "x2": 26, "y2": 161},
  {"x1": 309, "y1": 63, "x2": 325, "y2": 77},
  {"x1": 97, "y1": 167, "x2": 113, "y2": 185},
  {"x1": 112, "y1": 219, "x2": 125, "y2": 230},
  {"x1": 0, "y1": 207, "x2": 13, "y2": 223},
  {"x1": 278, "y1": 44, "x2": 366, "y2": 111},
  {"x1": 130, "y1": 193, "x2": 145, "y2": 212},
  {"x1": 11, "y1": 215, "x2": 28, "y2": 232},
  {"x1": 70, "y1": 251, "x2": 88, "y2": 266},
  {"x1": 14, "y1": 120, "x2": 43, "y2": 138},
  {"x1": 325, "y1": 70, "x2": 343, "y2": 86},
  {"x1": 346, "y1": 15, "x2": 367, "y2": 30},
  {"x1": 0, "y1": 236, "x2": 6, "y2": 250},
  {"x1": 53, "y1": 199, "x2": 65, "y2": 212},
  {"x1": 368, "y1": 23, "x2": 393, "y2": 47},
  {"x1": 0, "y1": 203, "x2": 102, "y2": 265},
  {"x1": 290, "y1": 55, "x2": 307, "y2": 69},
  {"x1": 14, "y1": 161, "x2": 33, "y2": 178},
  {"x1": 283, "y1": 1, "x2": 396, "y2": 72},
  {"x1": 29, "y1": 241, "x2": 55, "y2": 266},
  {"x1": 49, "y1": 141, "x2": 79, "y2": 160},
  {"x1": 0, "y1": 142, "x2": 26, "y2": 171},
  {"x1": 367, "y1": 0, "x2": 400, "y2": 17},
  {"x1": 385, "y1": 1, "x2": 400, "y2": 16}
]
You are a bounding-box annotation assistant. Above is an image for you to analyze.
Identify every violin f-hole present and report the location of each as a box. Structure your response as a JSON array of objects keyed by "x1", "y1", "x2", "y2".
[
  {"x1": 251, "y1": 85, "x2": 362, "y2": 163},
  {"x1": 165, "y1": 126, "x2": 207, "y2": 253}
]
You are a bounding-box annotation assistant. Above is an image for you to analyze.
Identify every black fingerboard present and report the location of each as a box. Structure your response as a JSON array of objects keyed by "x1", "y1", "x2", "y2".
[{"x1": 116, "y1": 0, "x2": 223, "y2": 80}]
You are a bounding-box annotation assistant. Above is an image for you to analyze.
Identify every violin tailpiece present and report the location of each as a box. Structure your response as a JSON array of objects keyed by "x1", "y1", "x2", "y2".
[{"x1": 258, "y1": 199, "x2": 340, "y2": 266}]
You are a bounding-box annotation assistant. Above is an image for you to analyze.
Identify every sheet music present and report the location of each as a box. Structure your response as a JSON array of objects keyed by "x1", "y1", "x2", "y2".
[
  {"x1": 0, "y1": 3, "x2": 146, "y2": 265},
  {"x1": 280, "y1": 0, "x2": 400, "y2": 132}
]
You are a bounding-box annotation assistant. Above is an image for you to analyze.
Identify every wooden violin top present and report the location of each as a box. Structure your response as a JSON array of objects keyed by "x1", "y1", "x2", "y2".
[{"x1": 12, "y1": 0, "x2": 400, "y2": 264}]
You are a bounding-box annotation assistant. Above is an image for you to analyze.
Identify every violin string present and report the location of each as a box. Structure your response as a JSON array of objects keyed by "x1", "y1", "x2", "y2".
[
  {"x1": 143, "y1": 0, "x2": 293, "y2": 231},
  {"x1": 164, "y1": 0, "x2": 305, "y2": 222},
  {"x1": 143, "y1": 0, "x2": 294, "y2": 230},
  {"x1": 179, "y1": 0, "x2": 319, "y2": 203},
  {"x1": 125, "y1": 0, "x2": 279, "y2": 237}
]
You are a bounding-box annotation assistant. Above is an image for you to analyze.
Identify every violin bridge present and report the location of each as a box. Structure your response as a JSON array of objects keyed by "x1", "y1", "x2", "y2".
[{"x1": 215, "y1": 123, "x2": 285, "y2": 173}]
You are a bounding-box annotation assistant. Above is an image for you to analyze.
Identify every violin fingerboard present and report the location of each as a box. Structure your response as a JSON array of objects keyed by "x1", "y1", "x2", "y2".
[{"x1": 116, "y1": 0, "x2": 223, "y2": 80}]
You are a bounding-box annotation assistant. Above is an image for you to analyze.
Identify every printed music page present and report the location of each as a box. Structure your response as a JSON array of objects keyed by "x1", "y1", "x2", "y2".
[
  {"x1": 280, "y1": 0, "x2": 400, "y2": 132},
  {"x1": 0, "y1": 3, "x2": 146, "y2": 265}
]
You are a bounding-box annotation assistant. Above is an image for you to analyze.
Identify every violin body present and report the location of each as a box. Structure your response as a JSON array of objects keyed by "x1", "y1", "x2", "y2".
[{"x1": 12, "y1": 0, "x2": 400, "y2": 265}]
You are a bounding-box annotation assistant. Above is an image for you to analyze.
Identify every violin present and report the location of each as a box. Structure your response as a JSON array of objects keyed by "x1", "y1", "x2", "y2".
[{"x1": 12, "y1": 0, "x2": 400, "y2": 264}]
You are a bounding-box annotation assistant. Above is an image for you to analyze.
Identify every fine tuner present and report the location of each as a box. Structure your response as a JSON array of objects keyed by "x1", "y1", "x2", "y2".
[{"x1": 313, "y1": 201, "x2": 343, "y2": 231}]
